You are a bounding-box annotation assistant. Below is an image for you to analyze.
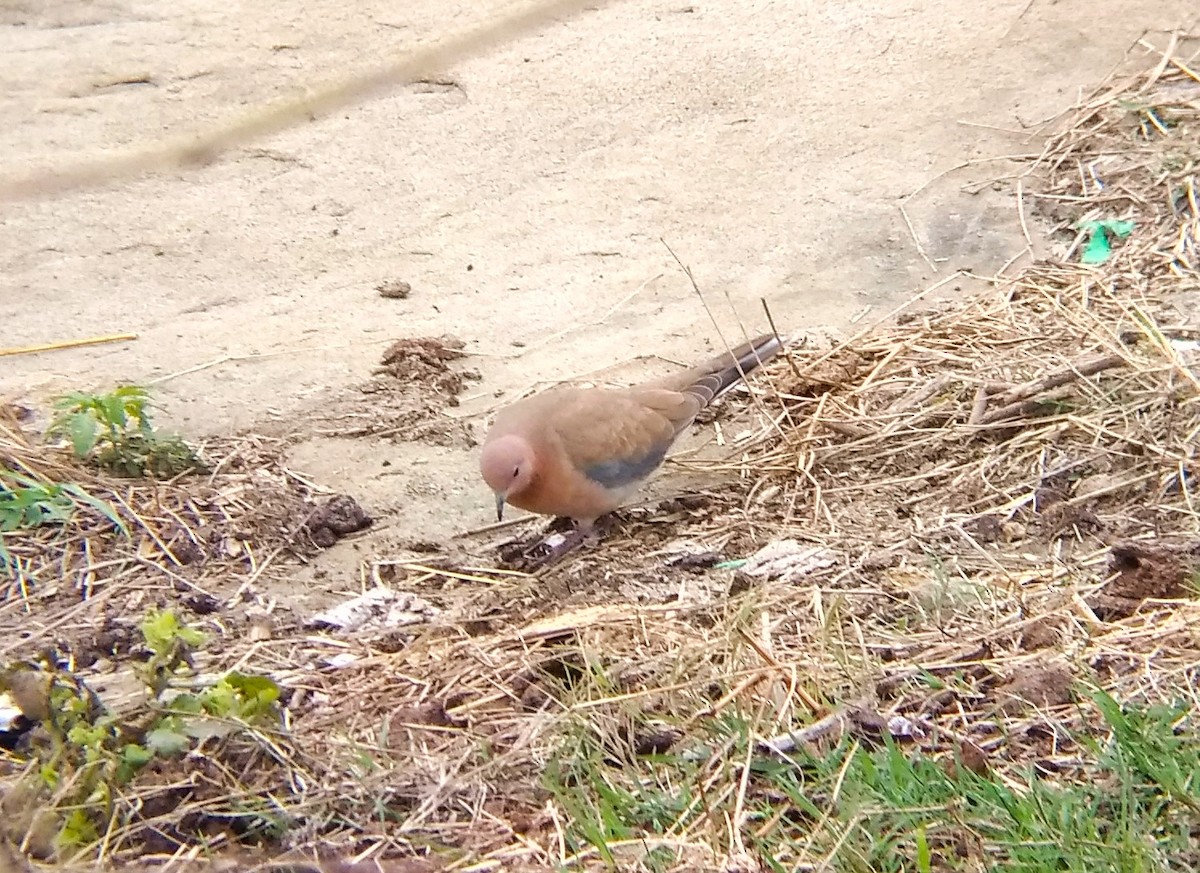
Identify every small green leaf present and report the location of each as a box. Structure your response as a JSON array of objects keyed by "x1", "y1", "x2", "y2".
[
  {"x1": 221, "y1": 672, "x2": 281, "y2": 717},
  {"x1": 62, "y1": 484, "x2": 127, "y2": 536},
  {"x1": 56, "y1": 808, "x2": 98, "y2": 851},
  {"x1": 122, "y1": 743, "x2": 154, "y2": 766},
  {"x1": 177, "y1": 625, "x2": 207, "y2": 648},
  {"x1": 145, "y1": 727, "x2": 190, "y2": 756},
  {"x1": 52, "y1": 392, "x2": 89, "y2": 412},
  {"x1": 141, "y1": 609, "x2": 205, "y2": 655},
  {"x1": 39, "y1": 762, "x2": 59, "y2": 789},
  {"x1": 141, "y1": 610, "x2": 176, "y2": 655},
  {"x1": 166, "y1": 693, "x2": 204, "y2": 715},
  {"x1": 67, "y1": 412, "x2": 99, "y2": 457},
  {"x1": 202, "y1": 681, "x2": 236, "y2": 717},
  {"x1": 116, "y1": 742, "x2": 155, "y2": 781},
  {"x1": 119, "y1": 388, "x2": 150, "y2": 428},
  {"x1": 115, "y1": 385, "x2": 149, "y2": 405},
  {"x1": 66, "y1": 721, "x2": 107, "y2": 749},
  {"x1": 33, "y1": 493, "x2": 72, "y2": 526},
  {"x1": 915, "y1": 826, "x2": 931, "y2": 873},
  {"x1": 101, "y1": 394, "x2": 128, "y2": 429}
]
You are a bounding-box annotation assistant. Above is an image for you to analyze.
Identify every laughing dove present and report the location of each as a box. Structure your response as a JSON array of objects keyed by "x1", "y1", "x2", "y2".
[{"x1": 479, "y1": 332, "x2": 782, "y2": 529}]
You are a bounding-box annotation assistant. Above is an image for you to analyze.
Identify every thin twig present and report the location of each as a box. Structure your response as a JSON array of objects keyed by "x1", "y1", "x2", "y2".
[{"x1": 0, "y1": 333, "x2": 138, "y2": 357}]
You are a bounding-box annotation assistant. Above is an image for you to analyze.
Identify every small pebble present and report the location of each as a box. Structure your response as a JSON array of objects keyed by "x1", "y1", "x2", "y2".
[{"x1": 377, "y1": 279, "x2": 411, "y2": 299}]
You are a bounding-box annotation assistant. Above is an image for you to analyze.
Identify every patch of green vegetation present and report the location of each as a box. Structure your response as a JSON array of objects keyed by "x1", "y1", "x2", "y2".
[
  {"x1": 542, "y1": 685, "x2": 1200, "y2": 871},
  {"x1": 48, "y1": 385, "x2": 202, "y2": 478},
  {"x1": 0, "y1": 467, "x2": 125, "y2": 576},
  {"x1": 545, "y1": 720, "x2": 695, "y2": 870},
  {"x1": 2, "y1": 609, "x2": 282, "y2": 858},
  {"x1": 751, "y1": 701, "x2": 1196, "y2": 871},
  {"x1": 533, "y1": 651, "x2": 696, "y2": 871}
]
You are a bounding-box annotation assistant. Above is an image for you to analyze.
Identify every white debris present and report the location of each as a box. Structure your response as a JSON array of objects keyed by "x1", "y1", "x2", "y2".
[
  {"x1": 721, "y1": 852, "x2": 764, "y2": 873},
  {"x1": 0, "y1": 693, "x2": 25, "y2": 732},
  {"x1": 740, "y1": 539, "x2": 838, "y2": 582},
  {"x1": 306, "y1": 588, "x2": 439, "y2": 634},
  {"x1": 1169, "y1": 338, "x2": 1200, "y2": 355},
  {"x1": 886, "y1": 714, "x2": 927, "y2": 740}
]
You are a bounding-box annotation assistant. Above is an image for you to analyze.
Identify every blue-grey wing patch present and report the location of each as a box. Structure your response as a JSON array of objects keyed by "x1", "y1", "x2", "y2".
[{"x1": 583, "y1": 445, "x2": 669, "y2": 490}]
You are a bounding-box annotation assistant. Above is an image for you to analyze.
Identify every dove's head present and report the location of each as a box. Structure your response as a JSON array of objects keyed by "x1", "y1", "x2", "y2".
[{"x1": 480, "y1": 434, "x2": 537, "y2": 521}]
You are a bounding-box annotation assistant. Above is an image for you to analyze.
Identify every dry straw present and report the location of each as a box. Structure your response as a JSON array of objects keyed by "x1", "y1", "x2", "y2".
[{"x1": 2, "y1": 30, "x2": 1200, "y2": 873}]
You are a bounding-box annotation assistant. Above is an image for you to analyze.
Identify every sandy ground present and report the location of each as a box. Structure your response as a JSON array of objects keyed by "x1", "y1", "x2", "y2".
[{"x1": 1, "y1": 0, "x2": 1196, "y2": 579}]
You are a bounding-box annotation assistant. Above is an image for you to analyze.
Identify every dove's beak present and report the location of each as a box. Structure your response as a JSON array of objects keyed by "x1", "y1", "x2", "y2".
[{"x1": 494, "y1": 492, "x2": 506, "y2": 522}]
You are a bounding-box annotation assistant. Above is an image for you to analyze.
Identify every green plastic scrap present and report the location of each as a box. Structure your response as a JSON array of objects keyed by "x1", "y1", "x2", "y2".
[{"x1": 1077, "y1": 218, "x2": 1135, "y2": 265}]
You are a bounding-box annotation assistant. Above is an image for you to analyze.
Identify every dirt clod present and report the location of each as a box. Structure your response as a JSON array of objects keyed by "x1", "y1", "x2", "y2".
[
  {"x1": 665, "y1": 550, "x2": 721, "y2": 571},
  {"x1": 657, "y1": 494, "x2": 713, "y2": 513},
  {"x1": 376, "y1": 279, "x2": 412, "y2": 299},
  {"x1": 1091, "y1": 540, "x2": 1200, "y2": 620},
  {"x1": 782, "y1": 349, "x2": 866, "y2": 396},
  {"x1": 167, "y1": 533, "x2": 206, "y2": 565},
  {"x1": 996, "y1": 664, "x2": 1074, "y2": 715},
  {"x1": 306, "y1": 335, "x2": 480, "y2": 447},
  {"x1": 1019, "y1": 616, "x2": 1066, "y2": 651},
  {"x1": 632, "y1": 726, "x2": 681, "y2": 755},
  {"x1": 377, "y1": 336, "x2": 467, "y2": 388},
  {"x1": 958, "y1": 739, "x2": 991, "y2": 776},
  {"x1": 182, "y1": 592, "x2": 222, "y2": 615},
  {"x1": 844, "y1": 708, "x2": 890, "y2": 746},
  {"x1": 943, "y1": 739, "x2": 990, "y2": 779},
  {"x1": 970, "y1": 513, "x2": 1003, "y2": 543},
  {"x1": 303, "y1": 495, "x2": 373, "y2": 548},
  {"x1": 389, "y1": 701, "x2": 463, "y2": 732}
]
